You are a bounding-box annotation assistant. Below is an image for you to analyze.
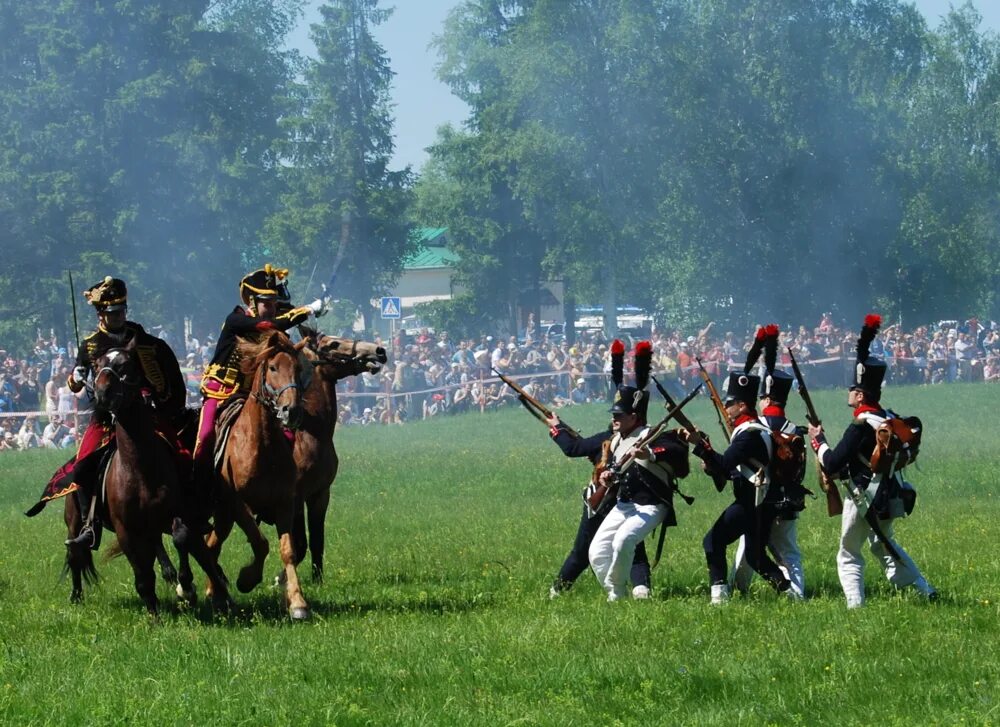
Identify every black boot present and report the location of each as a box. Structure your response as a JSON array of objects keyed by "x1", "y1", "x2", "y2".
[{"x1": 66, "y1": 491, "x2": 101, "y2": 550}]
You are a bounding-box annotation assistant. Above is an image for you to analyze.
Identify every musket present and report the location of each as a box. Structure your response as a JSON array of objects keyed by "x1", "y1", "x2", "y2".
[
  {"x1": 696, "y1": 357, "x2": 733, "y2": 443},
  {"x1": 67, "y1": 271, "x2": 80, "y2": 354},
  {"x1": 493, "y1": 367, "x2": 579, "y2": 438},
  {"x1": 586, "y1": 382, "x2": 702, "y2": 515},
  {"x1": 650, "y1": 375, "x2": 700, "y2": 435},
  {"x1": 787, "y1": 348, "x2": 844, "y2": 517},
  {"x1": 613, "y1": 382, "x2": 702, "y2": 476}
]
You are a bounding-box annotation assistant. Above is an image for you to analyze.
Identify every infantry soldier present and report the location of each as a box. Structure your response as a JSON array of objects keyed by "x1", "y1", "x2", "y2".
[
  {"x1": 191, "y1": 264, "x2": 328, "y2": 477},
  {"x1": 731, "y1": 325, "x2": 808, "y2": 599},
  {"x1": 544, "y1": 340, "x2": 653, "y2": 599},
  {"x1": 808, "y1": 314, "x2": 937, "y2": 608},
  {"x1": 683, "y1": 327, "x2": 792, "y2": 604},
  {"x1": 49, "y1": 277, "x2": 187, "y2": 548},
  {"x1": 585, "y1": 340, "x2": 689, "y2": 602}
]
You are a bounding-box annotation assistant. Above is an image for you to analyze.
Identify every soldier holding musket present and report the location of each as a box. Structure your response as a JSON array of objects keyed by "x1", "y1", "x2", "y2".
[
  {"x1": 584, "y1": 341, "x2": 690, "y2": 602},
  {"x1": 808, "y1": 314, "x2": 937, "y2": 608},
  {"x1": 682, "y1": 327, "x2": 792, "y2": 604},
  {"x1": 731, "y1": 325, "x2": 808, "y2": 599}
]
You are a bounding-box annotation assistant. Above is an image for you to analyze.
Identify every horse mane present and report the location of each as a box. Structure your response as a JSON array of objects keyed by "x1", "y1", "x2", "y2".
[{"x1": 237, "y1": 331, "x2": 298, "y2": 376}]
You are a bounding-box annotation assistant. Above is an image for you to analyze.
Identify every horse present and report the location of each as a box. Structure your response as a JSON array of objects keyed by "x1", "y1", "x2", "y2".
[
  {"x1": 64, "y1": 490, "x2": 177, "y2": 602},
  {"x1": 204, "y1": 330, "x2": 314, "y2": 619},
  {"x1": 87, "y1": 338, "x2": 233, "y2": 615},
  {"x1": 288, "y1": 330, "x2": 386, "y2": 581}
]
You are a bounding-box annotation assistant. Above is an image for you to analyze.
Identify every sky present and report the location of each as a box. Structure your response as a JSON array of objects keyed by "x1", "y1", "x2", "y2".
[{"x1": 286, "y1": 1, "x2": 1000, "y2": 172}]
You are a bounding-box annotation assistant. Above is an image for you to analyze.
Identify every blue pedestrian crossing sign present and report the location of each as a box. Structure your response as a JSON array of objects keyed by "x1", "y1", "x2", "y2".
[{"x1": 380, "y1": 296, "x2": 401, "y2": 319}]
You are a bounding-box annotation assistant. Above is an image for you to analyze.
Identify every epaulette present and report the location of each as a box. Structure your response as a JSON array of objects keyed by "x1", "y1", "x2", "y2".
[
  {"x1": 83, "y1": 330, "x2": 99, "y2": 341},
  {"x1": 851, "y1": 417, "x2": 868, "y2": 426}
]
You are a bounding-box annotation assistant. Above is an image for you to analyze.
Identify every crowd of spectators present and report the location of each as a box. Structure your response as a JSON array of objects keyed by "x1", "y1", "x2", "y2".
[
  {"x1": 330, "y1": 314, "x2": 1000, "y2": 426},
  {"x1": 1, "y1": 315, "x2": 997, "y2": 445}
]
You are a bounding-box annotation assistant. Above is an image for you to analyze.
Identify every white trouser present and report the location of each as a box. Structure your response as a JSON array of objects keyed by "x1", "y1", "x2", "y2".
[
  {"x1": 589, "y1": 501, "x2": 666, "y2": 600},
  {"x1": 838, "y1": 495, "x2": 928, "y2": 608},
  {"x1": 731, "y1": 518, "x2": 805, "y2": 598}
]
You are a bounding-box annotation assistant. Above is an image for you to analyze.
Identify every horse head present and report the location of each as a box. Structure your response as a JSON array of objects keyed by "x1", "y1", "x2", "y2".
[
  {"x1": 92, "y1": 337, "x2": 142, "y2": 418},
  {"x1": 305, "y1": 331, "x2": 388, "y2": 376},
  {"x1": 238, "y1": 331, "x2": 307, "y2": 430}
]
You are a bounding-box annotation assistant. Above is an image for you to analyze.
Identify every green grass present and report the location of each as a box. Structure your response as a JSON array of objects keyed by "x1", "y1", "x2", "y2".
[{"x1": 0, "y1": 383, "x2": 998, "y2": 725}]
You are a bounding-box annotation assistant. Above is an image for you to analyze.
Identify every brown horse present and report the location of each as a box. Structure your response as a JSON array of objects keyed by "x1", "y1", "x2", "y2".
[
  {"x1": 87, "y1": 339, "x2": 232, "y2": 615},
  {"x1": 204, "y1": 330, "x2": 314, "y2": 619},
  {"x1": 64, "y1": 491, "x2": 177, "y2": 603},
  {"x1": 288, "y1": 330, "x2": 386, "y2": 581}
]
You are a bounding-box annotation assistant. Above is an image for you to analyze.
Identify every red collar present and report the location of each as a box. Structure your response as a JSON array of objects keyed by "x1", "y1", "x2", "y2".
[
  {"x1": 733, "y1": 413, "x2": 757, "y2": 428},
  {"x1": 761, "y1": 405, "x2": 784, "y2": 417},
  {"x1": 853, "y1": 404, "x2": 882, "y2": 417}
]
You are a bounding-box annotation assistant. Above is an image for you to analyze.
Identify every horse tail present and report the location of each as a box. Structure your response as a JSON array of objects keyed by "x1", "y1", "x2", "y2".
[
  {"x1": 102, "y1": 539, "x2": 125, "y2": 563},
  {"x1": 59, "y1": 550, "x2": 99, "y2": 585}
]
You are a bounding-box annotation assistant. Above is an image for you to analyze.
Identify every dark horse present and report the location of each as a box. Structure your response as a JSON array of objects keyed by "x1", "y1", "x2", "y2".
[
  {"x1": 85, "y1": 338, "x2": 232, "y2": 615},
  {"x1": 204, "y1": 331, "x2": 313, "y2": 619},
  {"x1": 288, "y1": 330, "x2": 386, "y2": 581}
]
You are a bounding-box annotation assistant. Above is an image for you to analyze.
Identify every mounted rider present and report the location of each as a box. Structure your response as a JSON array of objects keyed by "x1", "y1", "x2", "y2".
[
  {"x1": 31, "y1": 277, "x2": 187, "y2": 549},
  {"x1": 191, "y1": 265, "x2": 328, "y2": 472}
]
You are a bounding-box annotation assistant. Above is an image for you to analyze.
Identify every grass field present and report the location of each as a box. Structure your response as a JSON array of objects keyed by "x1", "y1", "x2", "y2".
[{"x1": 0, "y1": 383, "x2": 998, "y2": 725}]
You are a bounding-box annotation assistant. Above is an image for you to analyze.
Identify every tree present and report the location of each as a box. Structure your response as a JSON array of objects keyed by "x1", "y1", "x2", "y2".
[{"x1": 264, "y1": 0, "x2": 414, "y2": 332}]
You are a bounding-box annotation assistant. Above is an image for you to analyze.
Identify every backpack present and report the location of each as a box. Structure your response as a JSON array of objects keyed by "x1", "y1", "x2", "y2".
[
  {"x1": 870, "y1": 413, "x2": 922, "y2": 476},
  {"x1": 769, "y1": 428, "x2": 807, "y2": 489}
]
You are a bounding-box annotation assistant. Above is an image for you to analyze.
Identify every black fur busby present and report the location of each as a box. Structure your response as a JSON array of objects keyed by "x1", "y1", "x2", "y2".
[
  {"x1": 84, "y1": 277, "x2": 128, "y2": 311},
  {"x1": 853, "y1": 313, "x2": 887, "y2": 400},
  {"x1": 609, "y1": 340, "x2": 652, "y2": 420},
  {"x1": 759, "y1": 324, "x2": 793, "y2": 403}
]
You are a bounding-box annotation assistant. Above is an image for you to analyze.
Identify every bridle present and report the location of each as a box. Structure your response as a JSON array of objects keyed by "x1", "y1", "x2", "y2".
[{"x1": 93, "y1": 352, "x2": 140, "y2": 417}]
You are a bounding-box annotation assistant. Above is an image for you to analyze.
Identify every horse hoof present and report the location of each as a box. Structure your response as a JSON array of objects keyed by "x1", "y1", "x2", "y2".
[
  {"x1": 70, "y1": 591, "x2": 83, "y2": 604},
  {"x1": 176, "y1": 584, "x2": 197, "y2": 607},
  {"x1": 211, "y1": 596, "x2": 234, "y2": 614},
  {"x1": 289, "y1": 607, "x2": 311, "y2": 621}
]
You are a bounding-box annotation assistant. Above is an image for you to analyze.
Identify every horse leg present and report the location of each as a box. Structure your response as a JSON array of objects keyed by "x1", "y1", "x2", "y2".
[
  {"x1": 306, "y1": 488, "x2": 330, "y2": 583},
  {"x1": 156, "y1": 537, "x2": 178, "y2": 584},
  {"x1": 185, "y1": 532, "x2": 235, "y2": 613},
  {"x1": 275, "y1": 497, "x2": 307, "y2": 587},
  {"x1": 276, "y1": 511, "x2": 310, "y2": 620},
  {"x1": 204, "y1": 504, "x2": 235, "y2": 601},
  {"x1": 230, "y1": 502, "x2": 270, "y2": 594},
  {"x1": 173, "y1": 540, "x2": 197, "y2": 608},
  {"x1": 118, "y1": 531, "x2": 159, "y2": 616}
]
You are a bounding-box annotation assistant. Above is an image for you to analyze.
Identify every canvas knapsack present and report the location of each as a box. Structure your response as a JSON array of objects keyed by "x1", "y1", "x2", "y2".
[{"x1": 870, "y1": 413, "x2": 922, "y2": 476}]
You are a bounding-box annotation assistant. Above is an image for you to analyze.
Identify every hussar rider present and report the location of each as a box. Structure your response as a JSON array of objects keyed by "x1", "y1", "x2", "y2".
[
  {"x1": 191, "y1": 265, "x2": 328, "y2": 486},
  {"x1": 40, "y1": 277, "x2": 187, "y2": 549},
  {"x1": 808, "y1": 314, "x2": 936, "y2": 608}
]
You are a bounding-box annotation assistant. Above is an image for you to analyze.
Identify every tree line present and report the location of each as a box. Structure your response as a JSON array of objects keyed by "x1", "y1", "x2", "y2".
[{"x1": 1, "y1": 0, "x2": 997, "y2": 352}]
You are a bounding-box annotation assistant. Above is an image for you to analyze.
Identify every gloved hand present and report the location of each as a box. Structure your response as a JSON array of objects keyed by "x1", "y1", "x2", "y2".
[
  {"x1": 306, "y1": 296, "x2": 330, "y2": 318},
  {"x1": 71, "y1": 366, "x2": 88, "y2": 386}
]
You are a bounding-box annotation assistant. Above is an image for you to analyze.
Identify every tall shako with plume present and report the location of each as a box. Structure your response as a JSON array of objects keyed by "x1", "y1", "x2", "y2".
[
  {"x1": 724, "y1": 327, "x2": 766, "y2": 408},
  {"x1": 759, "y1": 325, "x2": 793, "y2": 403},
  {"x1": 853, "y1": 314, "x2": 887, "y2": 400},
  {"x1": 609, "y1": 340, "x2": 652, "y2": 420}
]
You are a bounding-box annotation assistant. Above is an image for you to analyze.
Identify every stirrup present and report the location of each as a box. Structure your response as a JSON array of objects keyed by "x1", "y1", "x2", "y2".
[{"x1": 66, "y1": 525, "x2": 96, "y2": 549}]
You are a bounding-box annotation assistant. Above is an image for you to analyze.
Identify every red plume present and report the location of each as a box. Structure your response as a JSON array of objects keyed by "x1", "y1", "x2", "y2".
[
  {"x1": 857, "y1": 313, "x2": 881, "y2": 363},
  {"x1": 745, "y1": 326, "x2": 766, "y2": 372},
  {"x1": 763, "y1": 324, "x2": 779, "y2": 375},
  {"x1": 634, "y1": 340, "x2": 653, "y2": 390},
  {"x1": 611, "y1": 338, "x2": 624, "y2": 386}
]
